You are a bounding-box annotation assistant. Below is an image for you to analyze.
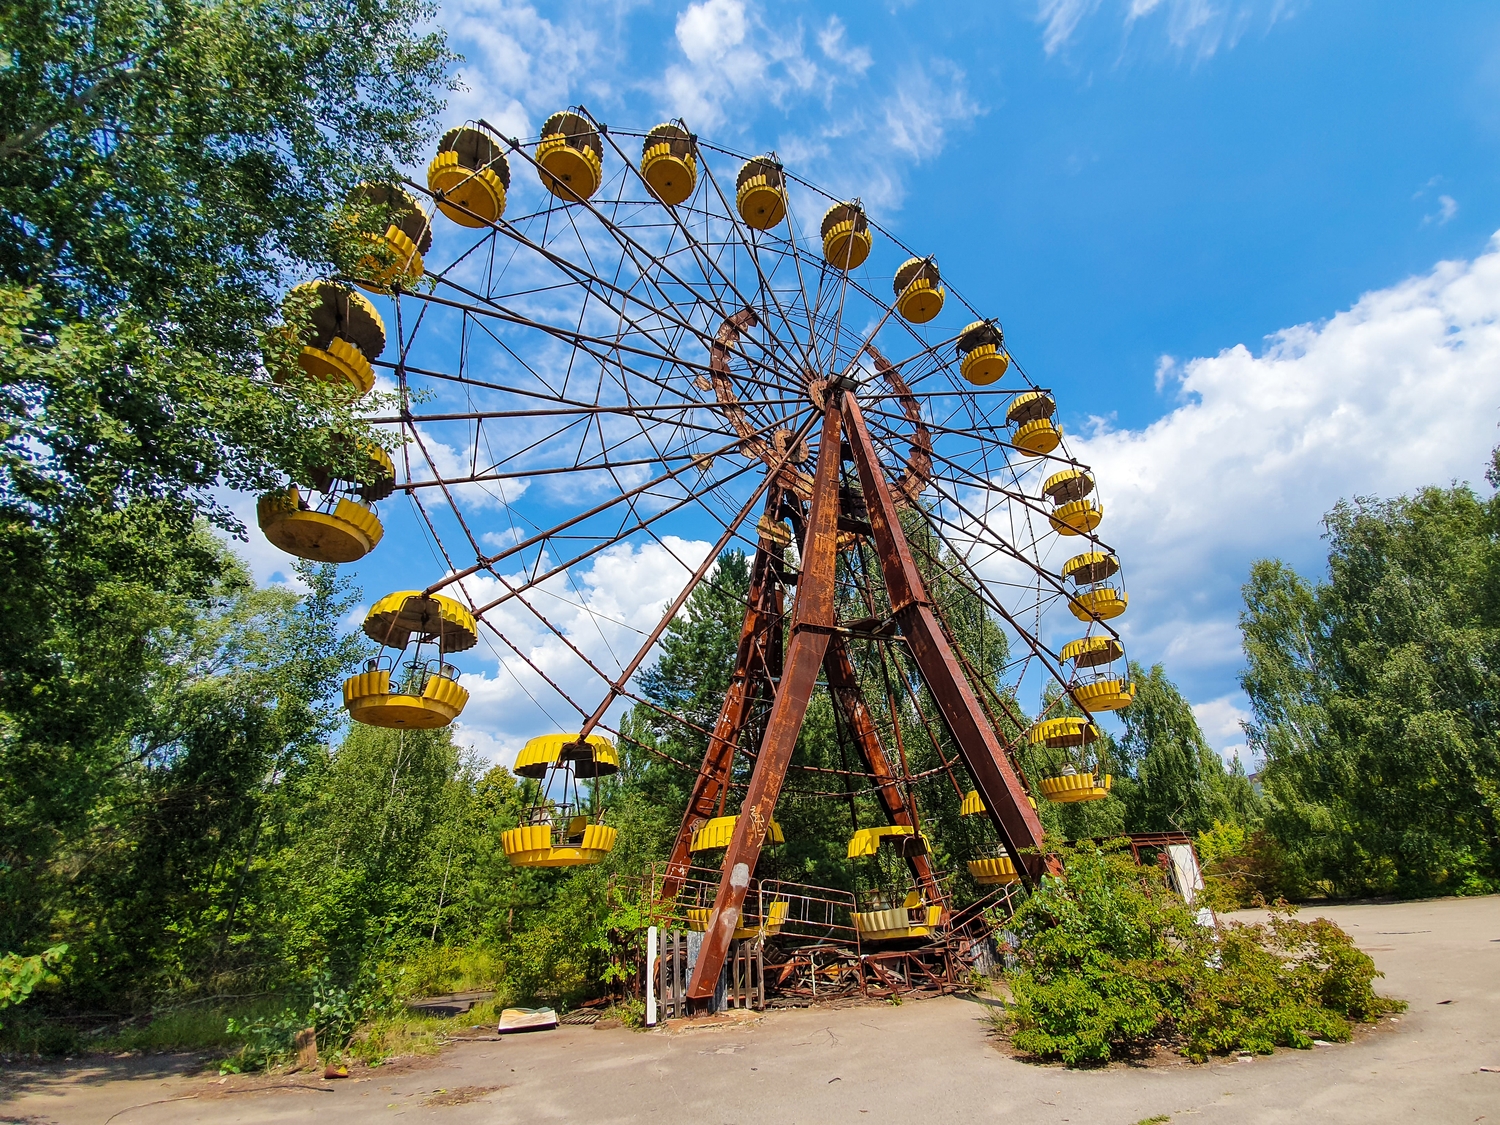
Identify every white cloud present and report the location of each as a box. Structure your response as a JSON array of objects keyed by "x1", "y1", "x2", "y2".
[
  {"x1": 1069, "y1": 232, "x2": 1500, "y2": 728},
  {"x1": 439, "y1": 0, "x2": 605, "y2": 137},
  {"x1": 1191, "y1": 693, "x2": 1251, "y2": 766},
  {"x1": 882, "y1": 62, "x2": 981, "y2": 162},
  {"x1": 1038, "y1": 0, "x2": 1104, "y2": 55},
  {"x1": 442, "y1": 535, "x2": 715, "y2": 765},
  {"x1": 1040, "y1": 0, "x2": 1286, "y2": 59}
]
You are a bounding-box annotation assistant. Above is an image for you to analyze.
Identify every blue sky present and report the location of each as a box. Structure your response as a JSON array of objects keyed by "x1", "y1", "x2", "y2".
[{"x1": 240, "y1": 0, "x2": 1500, "y2": 764}]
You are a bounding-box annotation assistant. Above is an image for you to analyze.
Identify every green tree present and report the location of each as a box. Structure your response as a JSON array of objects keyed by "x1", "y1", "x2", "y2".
[
  {"x1": 1117, "y1": 661, "x2": 1257, "y2": 835},
  {"x1": 1242, "y1": 482, "x2": 1500, "y2": 896}
]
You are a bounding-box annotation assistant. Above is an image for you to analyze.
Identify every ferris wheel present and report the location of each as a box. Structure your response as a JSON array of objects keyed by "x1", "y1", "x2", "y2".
[{"x1": 258, "y1": 108, "x2": 1134, "y2": 1000}]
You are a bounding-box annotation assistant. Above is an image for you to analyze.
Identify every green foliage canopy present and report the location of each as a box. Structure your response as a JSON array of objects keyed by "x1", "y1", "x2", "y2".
[{"x1": 1242, "y1": 484, "x2": 1500, "y2": 895}]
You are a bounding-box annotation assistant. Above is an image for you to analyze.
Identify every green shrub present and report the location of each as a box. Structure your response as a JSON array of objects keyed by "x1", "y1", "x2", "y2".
[{"x1": 1000, "y1": 841, "x2": 1403, "y2": 1066}]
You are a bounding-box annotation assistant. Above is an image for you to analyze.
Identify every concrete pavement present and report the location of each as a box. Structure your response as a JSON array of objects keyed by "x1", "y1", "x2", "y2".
[{"x1": 2, "y1": 896, "x2": 1496, "y2": 1124}]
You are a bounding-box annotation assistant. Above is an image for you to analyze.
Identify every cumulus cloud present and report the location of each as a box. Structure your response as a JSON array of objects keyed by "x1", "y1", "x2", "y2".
[
  {"x1": 1069, "y1": 233, "x2": 1500, "y2": 759},
  {"x1": 1191, "y1": 694, "x2": 1251, "y2": 767},
  {"x1": 440, "y1": 0, "x2": 605, "y2": 136}
]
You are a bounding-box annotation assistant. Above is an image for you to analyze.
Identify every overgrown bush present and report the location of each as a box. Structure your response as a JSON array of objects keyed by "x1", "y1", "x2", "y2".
[{"x1": 999, "y1": 841, "x2": 1402, "y2": 1066}]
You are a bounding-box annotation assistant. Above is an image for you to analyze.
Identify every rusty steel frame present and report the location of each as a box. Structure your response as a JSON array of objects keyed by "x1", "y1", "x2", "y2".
[
  {"x1": 678, "y1": 380, "x2": 1058, "y2": 1001},
  {"x1": 686, "y1": 393, "x2": 847, "y2": 998},
  {"x1": 658, "y1": 515, "x2": 785, "y2": 903}
]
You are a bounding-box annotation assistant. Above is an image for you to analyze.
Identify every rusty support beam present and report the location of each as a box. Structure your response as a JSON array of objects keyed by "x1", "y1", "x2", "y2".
[
  {"x1": 659, "y1": 526, "x2": 783, "y2": 902},
  {"x1": 843, "y1": 394, "x2": 1055, "y2": 885},
  {"x1": 823, "y1": 636, "x2": 943, "y2": 905},
  {"x1": 687, "y1": 394, "x2": 845, "y2": 1000}
]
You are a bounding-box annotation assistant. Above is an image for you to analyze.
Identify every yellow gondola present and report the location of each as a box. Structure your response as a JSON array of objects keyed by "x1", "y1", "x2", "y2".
[
  {"x1": 1028, "y1": 716, "x2": 1101, "y2": 748},
  {"x1": 1007, "y1": 390, "x2": 1060, "y2": 454},
  {"x1": 959, "y1": 788, "x2": 1035, "y2": 815},
  {"x1": 735, "y1": 156, "x2": 787, "y2": 229},
  {"x1": 1060, "y1": 635, "x2": 1123, "y2": 668},
  {"x1": 640, "y1": 122, "x2": 697, "y2": 205},
  {"x1": 852, "y1": 890, "x2": 943, "y2": 942},
  {"x1": 1069, "y1": 587, "x2": 1129, "y2": 621},
  {"x1": 283, "y1": 280, "x2": 385, "y2": 394},
  {"x1": 513, "y1": 732, "x2": 619, "y2": 779},
  {"x1": 957, "y1": 321, "x2": 1009, "y2": 386},
  {"x1": 1061, "y1": 550, "x2": 1119, "y2": 585},
  {"x1": 1039, "y1": 771, "x2": 1113, "y2": 803},
  {"x1": 686, "y1": 899, "x2": 789, "y2": 940},
  {"x1": 258, "y1": 487, "x2": 384, "y2": 565},
  {"x1": 501, "y1": 817, "x2": 619, "y2": 867},
  {"x1": 536, "y1": 111, "x2": 603, "y2": 201},
  {"x1": 1073, "y1": 678, "x2": 1136, "y2": 711},
  {"x1": 349, "y1": 184, "x2": 431, "y2": 292},
  {"x1": 504, "y1": 732, "x2": 619, "y2": 868},
  {"x1": 427, "y1": 125, "x2": 510, "y2": 227},
  {"x1": 1050, "y1": 498, "x2": 1103, "y2": 536},
  {"x1": 821, "y1": 201, "x2": 872, "y2": 270},
  {"x1": 893, "y1": 257, "x2": 944, "y2": 323},
  {"x1": 688, "y1": 814, "x2": 785, "y2": 852},
  {"x1": 967, "y1": 854, "x2": 1019, "y2": 885},
  {"x1": 343, "y1": 592, "x2": 477, "y2": 728},
  {"x1": 846, "y1": 824, "x2": 928, "y2": 858},
  {"x1": 307, "y1": 437, "x2": 396, "y2": 504}
]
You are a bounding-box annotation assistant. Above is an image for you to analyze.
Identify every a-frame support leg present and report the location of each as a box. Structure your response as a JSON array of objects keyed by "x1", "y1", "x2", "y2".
[
  {"x1": 659, "y1": 509, "x2": 785, "y2": 903},
  {"x1": 687, "y1": 395, "x2": 845, "y2": 1000},
  {"x1": 843, "y1": 395, "x2": 1055, "y2": 884},
  {"x1": 823, "y1": 635, "x2": 943, "y2": 906}
]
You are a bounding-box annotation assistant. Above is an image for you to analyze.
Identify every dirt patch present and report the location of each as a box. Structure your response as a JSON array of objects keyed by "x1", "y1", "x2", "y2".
[{"x1": 422, "y1": 1084, "x2": 505, "y2": 1106}]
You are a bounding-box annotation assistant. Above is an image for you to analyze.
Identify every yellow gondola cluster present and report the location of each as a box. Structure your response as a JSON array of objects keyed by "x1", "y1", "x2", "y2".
[
  {"x1": 343, "y1": 592, "x2": 475, "y2": 728},
  {"x1": 501, "y1": 733, "x2": 619, "y2": 868},
  {"x1": 258, "y1": 281, "x2": 394, "y2": 565}
]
